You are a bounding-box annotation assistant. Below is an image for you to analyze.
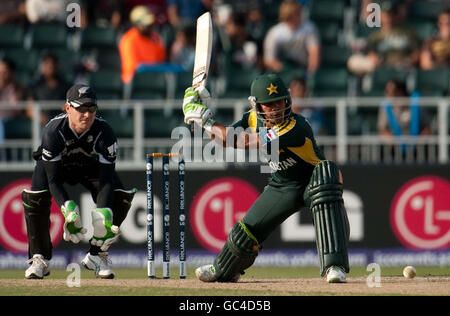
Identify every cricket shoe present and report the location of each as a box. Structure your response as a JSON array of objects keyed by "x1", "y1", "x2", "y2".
[
  {"x1": 25, "y1": 254, "x2": 50, "y2": 279},
  {"x1": 326, "y1": 266, "x2": 347, "y2": 283},
  {"x1": 81, "y1": 252, "x2": 115, "y2": 279},
  {"x1": 195, "y1": 264, "x2": 240, "y2": 283}
]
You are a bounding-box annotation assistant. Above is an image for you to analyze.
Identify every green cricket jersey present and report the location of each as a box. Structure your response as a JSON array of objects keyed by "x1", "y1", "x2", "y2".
[{"x1": 231, "y1": 109, "x2": 325, "y2": 185}]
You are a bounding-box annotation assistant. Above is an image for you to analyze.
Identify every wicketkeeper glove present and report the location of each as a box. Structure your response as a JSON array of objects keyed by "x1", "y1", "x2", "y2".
[
  {"x1": 91, "y1": 208, "x2": 120, "y2": 252},
  {"x1": 182, "y1": 86, "x2": 215, "y2": 131},
  {"x1": 61, "y1": 200, "x2": 87, "y2": 244}
]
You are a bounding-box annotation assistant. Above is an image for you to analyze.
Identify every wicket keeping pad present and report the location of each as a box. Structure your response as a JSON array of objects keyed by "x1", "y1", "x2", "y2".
[
  {"x1": 304, "y1": 160, "x2": 350, "y2": 276},
  {"x1": 22, "y1": 190, "x2": 53, "y2": 259},
  {"x1": 213, "y1": 221, "x2": 260, "y2": 282},
  {"x1": 112, "y1": 188, "x2": 137, "y2": 226}
]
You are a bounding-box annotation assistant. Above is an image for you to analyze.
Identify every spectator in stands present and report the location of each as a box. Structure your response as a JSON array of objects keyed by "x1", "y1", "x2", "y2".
[
  {"x1": 81, "y1": 0, "x2": 123, "y2": 29},
  {"x1": 221, "y1": 13, "x2": 262, "y2": 71},
  {"x1": 167, "y1": 0, "x2": 213, "y2": 27},
  {"x1": 0, "y1": 0, "x2": 26, "y2": 24},
  {"x1": 118, "y1": 5, "x2": 166, "y2": 83},
  {"x1": 289, "y1": 76, "x2": 325, "y2": 135},
  {"x1": 348, "y1": 1, "x2": 419, "y2": 75},
  {"x1": 28, "y1": 53, "x2": 70, "y2": 123},
  {"x1": 0, "y1": 58, "x2": 25, "y2": 119},
  {"x1": 263, "y1": 0, "x2": 320, "y2": 75},
  {"x1": 359, "y1": 0, "x2": 409, "y2": 25},
  {"x1": 170, "y1": 22, "x2": 196, "y2": 71},
  {"x1": 377, "y1": 80, "x2": 431, "y2": 151},
  {"x1": 420, "y1": 8, "x2": 450, "y2": 70},
  {"x1": 123, "y1": 0, "x2": 168, "y2": 26},
  {"x1": 25, "y1": 0, "x2": 70, "y2": 24},
  {"x1": 0, "y1": 58, "x2": 25, "y2": 142}
]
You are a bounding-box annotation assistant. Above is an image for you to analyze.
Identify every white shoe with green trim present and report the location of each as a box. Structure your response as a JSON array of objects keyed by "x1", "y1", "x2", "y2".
[
  {"x1": 81, "y1": 252, "x2": 115, "y2": 279},
  {"x1": 326, "y1": 266, "x2": 347, "y2": 283},
  {"x1": 195, "y1": 264, "x2": 240, "y2": 283}
]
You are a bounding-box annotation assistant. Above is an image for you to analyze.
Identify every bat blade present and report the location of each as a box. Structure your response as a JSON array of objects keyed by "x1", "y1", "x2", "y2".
[{"x1": 192, "y1": 12, "x2": 213, "y2": 88}]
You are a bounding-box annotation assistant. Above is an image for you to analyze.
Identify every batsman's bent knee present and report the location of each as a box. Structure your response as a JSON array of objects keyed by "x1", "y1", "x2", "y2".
[{"x1": 213, "y1": 221, "x2": 260, "y2": 282}]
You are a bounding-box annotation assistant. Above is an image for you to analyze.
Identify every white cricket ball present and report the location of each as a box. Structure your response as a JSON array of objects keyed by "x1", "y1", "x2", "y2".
[{"x1": 403, "y1": 266, "x2": 416, "y2": 279}]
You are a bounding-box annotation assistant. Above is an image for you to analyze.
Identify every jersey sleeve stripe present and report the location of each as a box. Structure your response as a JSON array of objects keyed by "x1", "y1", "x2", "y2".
[
  {"x1": 287, "y1": 137, "x2": 322, "y2": 166},
  {"x1": 247, "y1": 109, "x2": 257, "y2": 132}
]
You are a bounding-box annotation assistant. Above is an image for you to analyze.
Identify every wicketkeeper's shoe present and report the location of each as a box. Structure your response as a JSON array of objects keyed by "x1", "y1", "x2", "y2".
[
  {"x1": 81, "y1": 252, "x2": 115, "y2": 279},
  {"x1": 326, "y1": 266, "x2": 347, "y2": 283},
  {"x1": 25, "y1": 254, "x2": 50, "y2": 279},
  {"x1": 195, "y1": 264, "x2": 240, "y2": 283}
]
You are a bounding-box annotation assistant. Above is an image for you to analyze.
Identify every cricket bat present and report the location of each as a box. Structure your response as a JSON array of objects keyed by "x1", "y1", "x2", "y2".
[{"x1": 191, "y1": 12, "x2": 213, "y2": 131}]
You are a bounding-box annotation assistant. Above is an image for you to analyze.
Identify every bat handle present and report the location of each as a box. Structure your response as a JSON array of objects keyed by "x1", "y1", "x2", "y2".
[{"x1": 190, "y1": 82, "x2": 201, "y2": 133}]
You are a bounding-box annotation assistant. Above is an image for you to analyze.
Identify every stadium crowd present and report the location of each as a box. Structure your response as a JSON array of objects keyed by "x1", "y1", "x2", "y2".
[{"x1": 0, "y1": 0, "x2": 449, "y2": 143}]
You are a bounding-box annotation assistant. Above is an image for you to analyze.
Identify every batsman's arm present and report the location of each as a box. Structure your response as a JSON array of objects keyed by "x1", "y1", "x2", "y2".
[{"x1": 205, "y1": 122, "x2": 260, "y2": 150}]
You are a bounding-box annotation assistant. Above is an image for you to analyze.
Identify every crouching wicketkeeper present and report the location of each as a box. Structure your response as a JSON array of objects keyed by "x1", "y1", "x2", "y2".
[{"x1": 23, "y1": 84, "x2": 136, "y2": 279}]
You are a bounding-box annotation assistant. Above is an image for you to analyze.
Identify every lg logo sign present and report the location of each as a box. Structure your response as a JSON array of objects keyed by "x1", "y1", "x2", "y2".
[{"x1": 390, "y1": 176, "x2": 450, "y2": 250}]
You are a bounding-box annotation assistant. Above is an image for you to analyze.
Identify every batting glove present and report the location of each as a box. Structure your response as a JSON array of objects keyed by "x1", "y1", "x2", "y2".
[
  {"x1": 182, "y1": 86, "x2": 215, "y2": 131},
  {"x1": 91, "y1": 208, "x2": 120, "y2": 252},
  {"x1": 61, "y1": 200, "x2": 87, "y2": 244}
]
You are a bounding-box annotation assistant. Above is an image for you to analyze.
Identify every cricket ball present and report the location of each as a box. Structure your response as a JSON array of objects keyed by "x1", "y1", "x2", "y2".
[{"x1": 403, "y1": 266, "x2": 416, "y2": 279}]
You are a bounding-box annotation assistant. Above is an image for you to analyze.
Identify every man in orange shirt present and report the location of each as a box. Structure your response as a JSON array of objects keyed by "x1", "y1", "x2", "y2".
[{"x1": 119, "y1": 6, "x2": 166, "y2": 83}]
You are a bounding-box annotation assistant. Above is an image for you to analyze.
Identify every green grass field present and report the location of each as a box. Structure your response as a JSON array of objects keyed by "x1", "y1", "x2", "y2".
[{"x1": 0, "y1": 266, "x2": 448, "y2": 296}]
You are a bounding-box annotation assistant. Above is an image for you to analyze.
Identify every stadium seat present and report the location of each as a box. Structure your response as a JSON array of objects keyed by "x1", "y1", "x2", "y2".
[
  {"x1": 3, "y1": 116, "x2": 31, "y2": 139},
  {"x1": 29, "y1": 23, "x2": 68, "y2": 49},
  {"x1": 43, "y1": 48, "x2": 81, "y2": 75},
  {"x1": 80, "y1": 26, "x2": 118, "y2": 50},
  {"x1": 355, "y1": 23, "x2": 377, "y2": 39},
  {"x1": 409, "y1": 1, "x2": 445, "y2": 22},
  {"x1": 14, "y1": 70, "x2": 32, "y2": 87},
  {"x1": 406, "y1": 21, "x2": 437, "y2": 43},
  {"x1": 310, "y1": 0, "x2": 345, "y2": 24},
  {"x1": 3, "y1": 49, "x2": 40, "y2": 73},
  {"x1": 0, "y1": 24, "x2": 25, "y2": 49},
  {"x1": 144, "y1": 109, "x2": 183, "y2": 138},
  {"x1": 365, "y1": 67, "x2": 410, "y2": 96},
  {"x1": 131, "y1": 72, "x2": 167, "y2": 99},
  {"x1": 278, "y1": 69, "x2": 305, "y2": 86},
  {"x1": 215, "y1": 108, "x2": 235, "y2": 126},
  {"x1": 311, "y1": 68, "x2": 348, "y2": 97},
  {"x1": 316, "y1": 22, "x2": 340, "y2": 45},
  {"x1": 99, "y1": 111, "x2": 134, "y2": 138},
  {"x1": 222, "y1": 67, "x2": 260, "y2": 99},
  {"x1": 414, "y1": 68, "x2": 449, "y2": 96},
  {"x1": 97, "y1": 48, "x2": 122, "y2": 71},
  {"x1": 175, "y1": 71, "x2": 194, "y2": 99},
  {"x1": 321, "y1": 45, "x2": 351, "y2": 68},
  {"x1": 89, "y1": 69, "x2": 123, "y2": 99}
]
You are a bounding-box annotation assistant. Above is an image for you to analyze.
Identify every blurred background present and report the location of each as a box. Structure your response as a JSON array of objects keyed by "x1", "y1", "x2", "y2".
[{"x1": 0, "y1": 0, "x2": 448, "y2": 271}]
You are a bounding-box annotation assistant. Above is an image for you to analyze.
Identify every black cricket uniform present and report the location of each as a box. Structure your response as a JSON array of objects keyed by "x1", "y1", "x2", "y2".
[
  {"x1": 32, "y1": 113, "x2": 123, "y2": 207},
  {"x1": 24, "y1": 83, "x2": 136, "y2": 262},
  {"x1": 25, "y1": 113, "x2": 125, "y2": 259}
]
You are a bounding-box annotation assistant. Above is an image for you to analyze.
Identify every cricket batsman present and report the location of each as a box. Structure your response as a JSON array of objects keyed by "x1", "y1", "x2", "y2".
[
  {"x1": 23, "y1": 84, "x2": 136, "y2": 279},
  {"x1": 182, "y1": 73, "x2": 350, "y2": 283}
]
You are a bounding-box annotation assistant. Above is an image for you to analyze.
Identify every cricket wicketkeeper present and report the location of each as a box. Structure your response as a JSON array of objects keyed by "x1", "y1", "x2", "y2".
[
  {"x1": 23, "y1": 84, "x2": 136, "y2": 279},
  {"x1": 182, "y1": 73, "x2": 350, "y2": 283}
]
